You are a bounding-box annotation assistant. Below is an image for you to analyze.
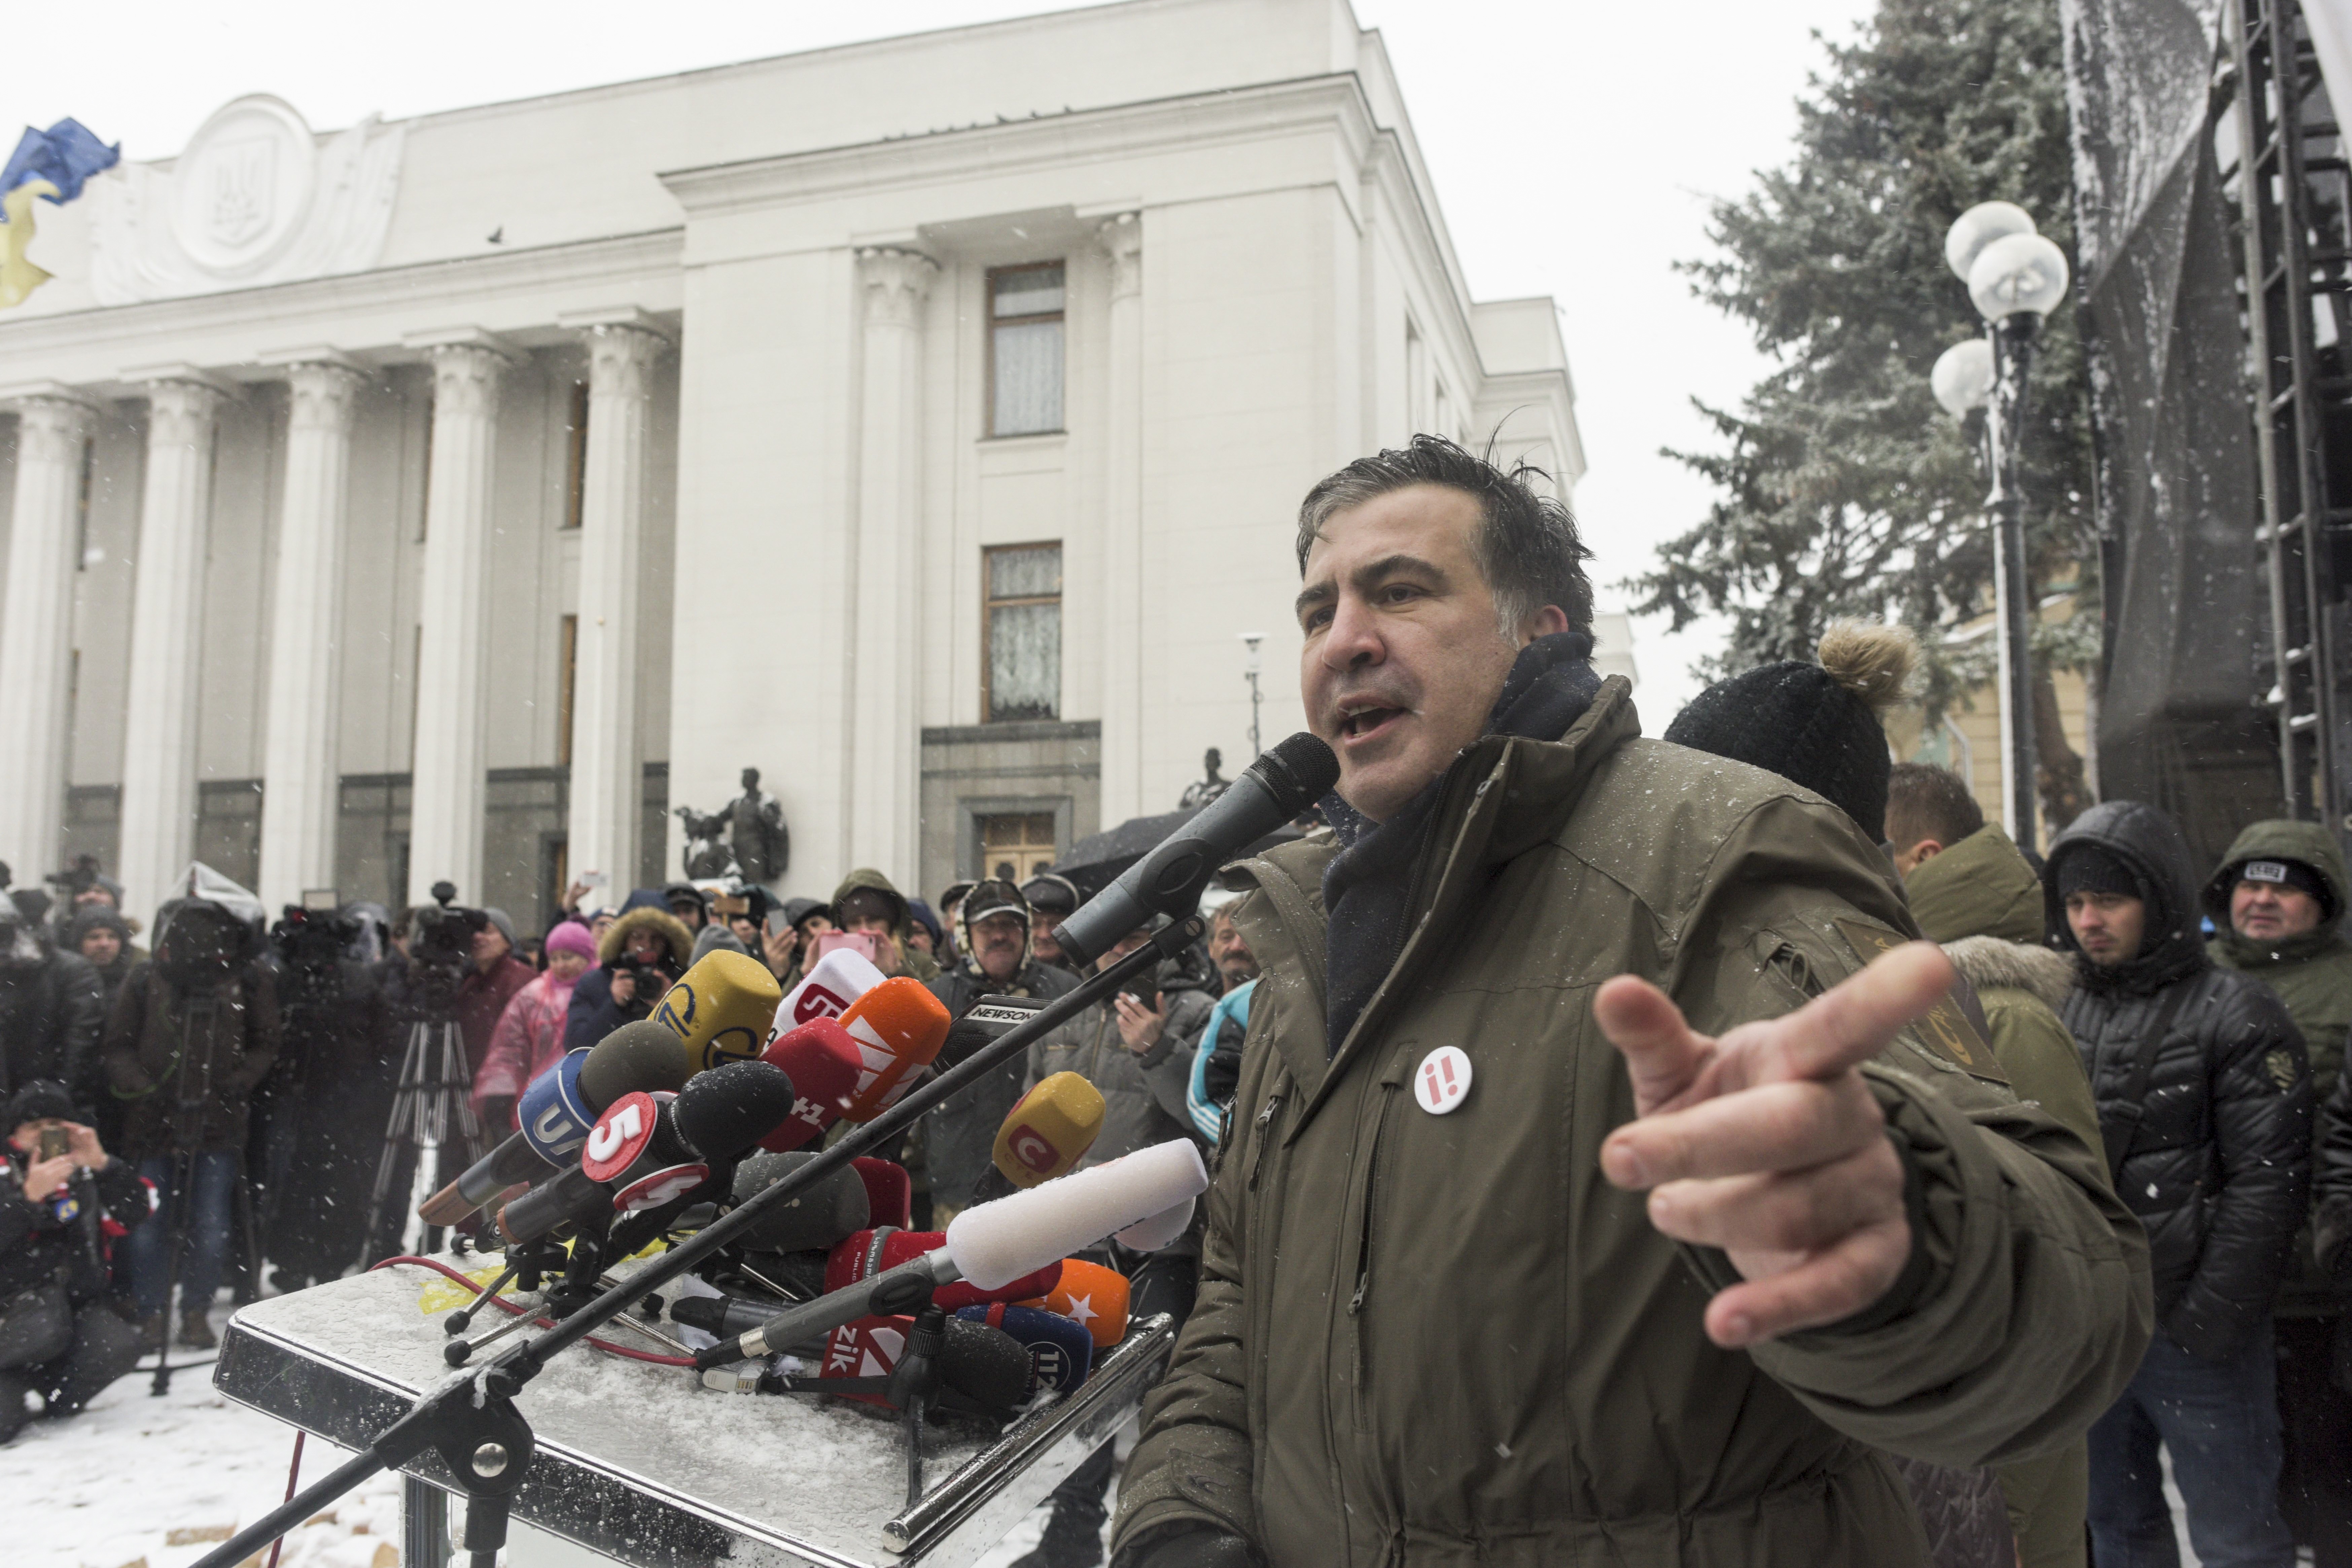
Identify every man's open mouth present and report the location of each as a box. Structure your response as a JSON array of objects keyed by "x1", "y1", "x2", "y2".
[{"x1": 1339, "y1": 707, "x2": 1405, "y2": 741}]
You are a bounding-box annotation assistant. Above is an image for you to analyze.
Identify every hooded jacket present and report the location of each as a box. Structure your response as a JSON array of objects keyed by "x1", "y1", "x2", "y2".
[
  {"x1": 0, "y1": 938, "x2": 106, "y2": 1109},
  {"x1": 1116, "y1": 676, "x2": 2149, "y2": 1568},
  {"x1": 2203, "y1": 817, "x2": 2352, "y2": 1318},
  {"x1": 1900, "y1": 823, "x2": 2101, "y2": 1568},
  {"x1": 562, "y1": 906, "x2": 693, "y2": 1053},
  {"x1": 100, "y1": 957, "x2": 280, "y2": 1157},
  {"x1": 830, "y1": 867, "x2": 941, "y2": 983},
  {"x1": 2046, "y1": 801, "x2": 2313, "y2": 1361}
]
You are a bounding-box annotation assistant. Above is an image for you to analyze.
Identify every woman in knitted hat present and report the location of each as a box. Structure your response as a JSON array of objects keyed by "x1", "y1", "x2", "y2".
[{"x1": 470, "y1": 920, "x2": 597, "y2": 1135}]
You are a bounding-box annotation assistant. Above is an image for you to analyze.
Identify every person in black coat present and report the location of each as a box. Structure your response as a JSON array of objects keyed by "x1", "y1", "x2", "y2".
[
  {"x1": 0, "y1": 903, "x2": 106, "y2": 1111},
  {"x1": 561, "y1": 899, "x2": 692, "y2": 1054},
  {"x1": 0, "y1": 1080, "x2": 147, "y2": 1442},
  {"x1": 2044, "y1": 800, "x2": 2313, "y2": 1568}
]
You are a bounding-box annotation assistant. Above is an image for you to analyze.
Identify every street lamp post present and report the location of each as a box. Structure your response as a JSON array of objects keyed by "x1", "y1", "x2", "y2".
[
  {"x1": 1240, "y1": 633, "x2": 1265, "y2": 758},
  {"x1": 1931, "y1": 201, "x2": 2071, "y2": 852}
]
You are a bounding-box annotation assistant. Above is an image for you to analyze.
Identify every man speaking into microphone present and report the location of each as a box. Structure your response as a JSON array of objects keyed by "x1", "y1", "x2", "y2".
[{"x1": 1111, "y1": 438, "x2": 2150, "y2": 1568}]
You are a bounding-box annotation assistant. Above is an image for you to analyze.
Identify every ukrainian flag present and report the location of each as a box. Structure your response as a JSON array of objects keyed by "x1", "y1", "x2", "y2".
[{"x1": 0, "y1": 117, "x2": 119, "y2": 309}]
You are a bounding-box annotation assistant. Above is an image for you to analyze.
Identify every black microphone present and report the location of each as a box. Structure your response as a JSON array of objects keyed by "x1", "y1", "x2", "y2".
[{"x1": 1055, "y1": 732, "x2": 1335, "y2": 967}]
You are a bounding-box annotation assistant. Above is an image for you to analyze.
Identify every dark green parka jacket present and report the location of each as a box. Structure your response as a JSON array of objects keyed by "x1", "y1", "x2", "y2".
[{"x1": 1115, "y1": 683, "x2": 2151, "y2": 1568}]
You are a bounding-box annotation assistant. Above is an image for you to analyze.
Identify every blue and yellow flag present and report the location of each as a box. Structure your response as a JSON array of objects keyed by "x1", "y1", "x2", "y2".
[{"x1": 0, "y1": 117, "x2": 119, "y2": 309}]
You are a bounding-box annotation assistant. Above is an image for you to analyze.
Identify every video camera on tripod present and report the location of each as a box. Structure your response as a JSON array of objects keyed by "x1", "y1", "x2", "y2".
[{"x1": 400, "y1": 881, "x2": 490, "y2": 1022}]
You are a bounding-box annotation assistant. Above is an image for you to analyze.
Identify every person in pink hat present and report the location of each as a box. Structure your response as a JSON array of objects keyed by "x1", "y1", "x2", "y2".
[{"x1": 470, "y1": 921, "x2": 597, "y2": 1134}]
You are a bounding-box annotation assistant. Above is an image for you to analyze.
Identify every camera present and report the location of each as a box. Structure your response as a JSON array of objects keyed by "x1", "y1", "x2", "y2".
[{"x1": 401, "y1": 881, "x2": 490, "y2": 1020}]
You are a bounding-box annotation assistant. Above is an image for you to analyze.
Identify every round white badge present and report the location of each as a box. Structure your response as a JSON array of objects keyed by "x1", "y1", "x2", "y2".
[{"x1": 1413, "y1": 1046, "x2": 1473, "y2": 1115}]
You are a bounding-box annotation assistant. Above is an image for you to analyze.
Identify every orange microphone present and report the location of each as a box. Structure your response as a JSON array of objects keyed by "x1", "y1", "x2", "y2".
[
  {"x1": 1020, "y1": 1258, "x2": 1130, "y2": 1350},
  {"x1": 836, "y1": 977, "x2": 952, "y2": 1121}
]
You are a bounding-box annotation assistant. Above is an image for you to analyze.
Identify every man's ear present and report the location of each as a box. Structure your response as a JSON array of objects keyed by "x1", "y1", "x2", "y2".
[
  {"x1": 1912, "y1": 838, "x2": 1944, "y2": 864},
  {"x1": 1520, "y1": 604, "x2": 1572, "y2": 643}
]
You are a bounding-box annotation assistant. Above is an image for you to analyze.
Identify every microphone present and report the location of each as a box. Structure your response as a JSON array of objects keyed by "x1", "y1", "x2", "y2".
[
  {"x1": 1054, "y1": 732, "x2": 1335, "y2": 967},
  {"x1": 694, "y1": 1143, "x2": 1205, "y2": 1369},
  {"x1": 947, "y1": 1138, "x2": 1209, "y2": 1290},
  {"x1": 417, "y1": 1020, "x2": 693, "y2": 1226},
  {"x1": 769, "y1": 947, "x2": 886, "y2": 1043},
  {"x1": 757, "y1": 1018, "x2": 862, "y2": 1152},
  {"x1": 816, "y1": 1312, "x2": 1033, "y2": 1418},
  {"x1": 1114, "y1": 1194, "x2": 1195, "y2": 1254},
  {"x1": 653, "y1": 950, "x2": 783, "y2": 1072},
  {"x1": 1018, "y1": 1258, "x2": 1130, "y2": 1350},
  {"x1": 991, "y1": 1072, "x2": 1105, "y2": 1188},
  {"x1": 497, "y1": 1060, "x2": 801, "y2": 1245},
  {"x1": 729, "y1": 1151, "x2": 871, "y2": 1255},
  {"x1": 824, "y1": 1228, "x2": 1062, "y2": 1314},
  {"x1": 956, "y1": 1302, "x2": 1094, "y2": 1397},
  {"x1": 938, "y1": 995, "x2": 1046, "y2": 1071},
  {"x1": 854, "y1": 1157, "x2": 912, "y2": 1228},
  {"x1": 837, "y1": 978, "x2": 952, "y2": 1121}
]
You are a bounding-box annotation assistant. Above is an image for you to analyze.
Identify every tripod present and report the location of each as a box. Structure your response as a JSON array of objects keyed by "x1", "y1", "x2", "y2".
[{"x1": 360, "y1": 1015, "x2": 481, "y2": 1267}]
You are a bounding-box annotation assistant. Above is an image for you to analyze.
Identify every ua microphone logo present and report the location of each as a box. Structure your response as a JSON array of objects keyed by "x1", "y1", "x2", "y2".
[
  {"x1": 1414, "y1": 1046, "x2": 1473, "y2": 1116},
  {"x1": 1009, "y1": 1125, "x2": 1056, "y2": 1173}
]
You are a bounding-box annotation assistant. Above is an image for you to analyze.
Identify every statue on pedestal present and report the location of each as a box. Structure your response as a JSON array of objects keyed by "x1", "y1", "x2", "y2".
[
  {"x1": 1179, "y1": 748, "x2": 1231, "y2": 810},
  {"x1": 674, "y1": 768, "x2": 789, "y2": 884}
]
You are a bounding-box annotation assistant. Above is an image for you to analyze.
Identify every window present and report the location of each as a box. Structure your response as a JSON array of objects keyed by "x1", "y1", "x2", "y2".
[
  {"x1": 73, "y1": 438, "x2": 92, "y2": 570},
  {"x1": 562, "y1": 381, "x2": 589, "y2": 530},
  {"x1": 979, "y1": 811, "x2": 1058, "y2": 883},
  {"x1": 983, "y1": 543, "x2": 1061, "y2": 722},
  {"x1": 558, "y1": 615, "x2": 579, "y2": 766},
  {"x1": 989, "y1": 263, "x2": 1065, "y2": 436}
]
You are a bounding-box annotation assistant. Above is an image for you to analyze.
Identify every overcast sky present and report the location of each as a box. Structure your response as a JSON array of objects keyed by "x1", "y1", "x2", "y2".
[{"x1": 4, "y1": 0, "x2": 1876, "y2": 726}]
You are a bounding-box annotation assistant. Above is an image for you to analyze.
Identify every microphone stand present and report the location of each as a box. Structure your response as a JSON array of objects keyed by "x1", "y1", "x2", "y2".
[{"x1": 191, "y1": 917, "x2": 1205, "y2": 1568}]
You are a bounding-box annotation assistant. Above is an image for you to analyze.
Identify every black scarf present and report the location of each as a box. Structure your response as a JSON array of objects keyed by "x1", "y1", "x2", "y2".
[{"x1": 1319, "y1": 632, "x2": 1600, "y2": 1057}]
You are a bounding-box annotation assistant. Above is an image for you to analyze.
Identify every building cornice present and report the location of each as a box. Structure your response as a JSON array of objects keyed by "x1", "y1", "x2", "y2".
[
  {"x1": 660, "y1": 73, "x2": 1377, "y2": 218},
  {"x1": 0, "y1": 228, "x2": 683, "y2": 386}
]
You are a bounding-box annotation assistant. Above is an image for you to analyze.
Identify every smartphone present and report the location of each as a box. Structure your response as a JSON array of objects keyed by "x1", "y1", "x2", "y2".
[
  {"x1": 765, "y1": 907, "x2": 792, "y2": 939},
  {"x1": 810, "y1": 930, "x2": 886, "y2": 967},
  {"x1": 580, "y1": 870, "x2": 609, "y2": 889},
  {"x1": 37, "y1": 1127, "x2": 68, "y2": 1161}
]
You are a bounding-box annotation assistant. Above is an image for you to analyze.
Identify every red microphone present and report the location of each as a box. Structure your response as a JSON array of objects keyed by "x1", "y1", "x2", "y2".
[
  {"x1": 853, "y1": 1157, "x2": 912, "y2": 1228},
  {"x1": 824, "y1": 1227, "x2": 1060, "y2": 1313},
  {"x1": 758, "y1": 1018, "x2": 862, "y2": 1153}
]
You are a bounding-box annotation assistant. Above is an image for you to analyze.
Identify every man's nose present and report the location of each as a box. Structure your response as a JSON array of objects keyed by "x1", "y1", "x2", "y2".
[{"x1": 1319, "y1": 595, "x2": 1384, "y2": 669}]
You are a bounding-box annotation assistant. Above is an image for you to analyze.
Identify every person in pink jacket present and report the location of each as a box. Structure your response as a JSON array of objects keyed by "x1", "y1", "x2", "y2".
[{"x1": 470, "y1": 921, "x2": 596, "y2": 1133}]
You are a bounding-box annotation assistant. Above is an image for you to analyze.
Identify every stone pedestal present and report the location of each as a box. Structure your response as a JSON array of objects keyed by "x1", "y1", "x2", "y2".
[
  {"x1": 257, "y1": 359, "x2": 366, "y2": 911},
  {"x1": 850, "y1": 248, "x2": 937, "y2": 878},
  {"x1": 0, "y1": 389, "x2": 99, "y2": 882},
  {"x1": 564, "y1": 319, "x2": 666, "y2": 897},
  {"x1": 406, "y1": 339, "x2": 507, "y2": 905},
  {"x1": 117, "y1": 374, "x2": 230, "y2": 918}
]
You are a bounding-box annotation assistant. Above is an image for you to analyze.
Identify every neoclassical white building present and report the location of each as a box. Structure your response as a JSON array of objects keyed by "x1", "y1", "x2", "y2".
[{"x1": 0, "y1": 0, "x2": 1584, "y2": 929}]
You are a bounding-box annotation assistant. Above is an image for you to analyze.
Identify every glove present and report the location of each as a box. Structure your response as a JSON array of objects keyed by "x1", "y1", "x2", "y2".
[{"x1": 1115, "y1": 1525, "x2": 1257, "y2": 1568}]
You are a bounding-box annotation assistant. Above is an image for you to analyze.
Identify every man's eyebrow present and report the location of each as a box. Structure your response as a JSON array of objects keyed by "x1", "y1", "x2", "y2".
[
  {"x1": 1294, "y1": 580, "x2": 1336, "y2": 617},
  {"x1": 1353, "y1": 553, "x2": 1447, "y2": 590}
]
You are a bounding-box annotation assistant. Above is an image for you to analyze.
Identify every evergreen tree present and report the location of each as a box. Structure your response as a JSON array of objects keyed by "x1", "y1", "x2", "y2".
[{"x1": 1630, "y1": 0, "x2": 2096, "y2": 825}]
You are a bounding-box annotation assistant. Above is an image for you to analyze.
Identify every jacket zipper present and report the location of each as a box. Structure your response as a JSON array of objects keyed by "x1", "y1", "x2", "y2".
[{"x1": 1247, "y1": 1087, "x2": 1284, "y2": 1191}]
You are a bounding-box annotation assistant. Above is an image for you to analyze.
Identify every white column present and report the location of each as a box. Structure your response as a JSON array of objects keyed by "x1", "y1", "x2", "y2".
[
  {"x1": 117, "y1": 371, "x2": 230, "y2": 919},
  {"x1": 850, "y1": 248, "x2": 936, "y2": 877},
  {"x1": 256, "y1": 357, "x2": 366, "y2": 912},
  {"x1": 0, "y1": 387, "x2": 100, "y2": 881},
  {"x1": 1097, "y1": 213, "x2": 1146, "y2": 821},
  {"x1": 405, "y1": 338, "x2": 508, "y2": 905},
  {"x1": 562, "y1": 316, "x2": 666, "y2": 897}
]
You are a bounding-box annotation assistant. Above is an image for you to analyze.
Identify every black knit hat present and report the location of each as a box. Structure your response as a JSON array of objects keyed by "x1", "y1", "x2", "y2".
[
  {"x1": 2056, "y1": 843, "x2": 2142, "y2": 901},
  {"x1": 5, "y1": 1079, "x2": 76, "y2": 1129},
  {"x1": 1663, "y1": 624, "x2": 1919, "y2": 842}
]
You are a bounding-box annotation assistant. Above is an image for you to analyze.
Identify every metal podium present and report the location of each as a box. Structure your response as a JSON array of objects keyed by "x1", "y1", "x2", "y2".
[{"x1": 212, "y1": 1259, "x2": 1176, "y2": 1567}]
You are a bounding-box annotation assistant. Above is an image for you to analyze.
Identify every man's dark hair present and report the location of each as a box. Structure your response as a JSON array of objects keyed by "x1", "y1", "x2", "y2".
[
  {"x1": 1885, "y1": 761, "x2": 1984, "y2": 851},
  {"x1": 1295, "y1": 434, "x2": 1593, "y2": 634}
]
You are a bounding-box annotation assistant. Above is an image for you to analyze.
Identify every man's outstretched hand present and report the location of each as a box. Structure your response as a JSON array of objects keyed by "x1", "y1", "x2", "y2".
[{"x1": 1594, "y1": 941, "x2": 1956, "y2": 1350}]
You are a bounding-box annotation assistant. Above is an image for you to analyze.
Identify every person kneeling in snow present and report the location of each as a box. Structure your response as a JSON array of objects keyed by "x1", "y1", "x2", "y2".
[{"x1": 0, "y1": 1080, "x2": 146, "y2": 1442}]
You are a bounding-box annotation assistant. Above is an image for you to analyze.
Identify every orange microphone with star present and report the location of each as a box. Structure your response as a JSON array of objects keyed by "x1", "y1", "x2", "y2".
[{"x1": 1020, "y1": 1257, "x2": 1130, "y2": 1350}]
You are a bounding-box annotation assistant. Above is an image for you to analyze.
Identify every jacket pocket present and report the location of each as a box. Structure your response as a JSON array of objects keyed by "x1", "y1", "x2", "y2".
[{"x1": 1346, "y1": 1081, "x2": 1401, "y2": 1432}]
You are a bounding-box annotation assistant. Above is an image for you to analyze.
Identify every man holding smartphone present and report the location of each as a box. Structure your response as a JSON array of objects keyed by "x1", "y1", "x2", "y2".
[
  {"x1": 829, "y1": 868, "x2": 940, "y2": 982},
  {"x1": 0, "y1": 1080, "x2": 146, "y2": 1442}
]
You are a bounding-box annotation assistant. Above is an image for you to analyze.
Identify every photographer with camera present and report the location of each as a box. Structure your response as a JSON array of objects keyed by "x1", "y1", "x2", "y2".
[
  {"x1": 562, "y1": 891, "x2": 692, "y2": 1053},
  {"x1": 100, "y1": 882, "x2": 278, "y2": 1352},
  {"x1": 255, "y1": 905, "x2": 393, "y2": 1294},
  {"x1": 0, "y1": 1080, "x2": 146, "y2": 1444}
]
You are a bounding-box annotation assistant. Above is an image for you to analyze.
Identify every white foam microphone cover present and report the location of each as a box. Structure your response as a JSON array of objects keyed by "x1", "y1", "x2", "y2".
[
  {"x1": 945, "y1": 1139, "x2": 1209, "y2": 1290},
  {"x1": 1113, "y1": 1194, "x2": 1195, "y2": 1253}
]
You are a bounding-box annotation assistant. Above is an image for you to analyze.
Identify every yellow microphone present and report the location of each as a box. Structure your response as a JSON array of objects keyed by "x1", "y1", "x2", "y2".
[
  {"x1": 992, "y1": 1072, "x2": 1107, "y2": 1189},
  {"x1": 652, "y1": 950, "x2": 784, "y2": 1074}
]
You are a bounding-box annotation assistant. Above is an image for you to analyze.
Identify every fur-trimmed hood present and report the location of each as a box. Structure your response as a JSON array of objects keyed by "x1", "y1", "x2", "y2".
[
  {"x1": 597, "y1": 905, "x2": 693, "y2": 967},
  {"x1": 1942, "y1": 934, "x2": 2073, "y2": 1012}
]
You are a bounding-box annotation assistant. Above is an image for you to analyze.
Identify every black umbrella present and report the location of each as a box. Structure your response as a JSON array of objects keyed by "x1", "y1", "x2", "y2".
[{"x1": 1054, "y1": 808, "x2": 1301, "y2": 901}]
